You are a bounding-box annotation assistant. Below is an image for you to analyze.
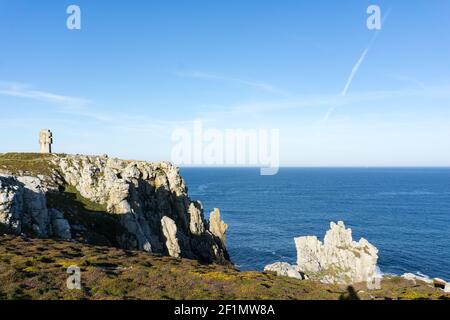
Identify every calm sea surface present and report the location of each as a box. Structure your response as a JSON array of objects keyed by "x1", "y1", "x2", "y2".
[{"x1": 181, "y1": 168, "x2": 450, "y2": 280}]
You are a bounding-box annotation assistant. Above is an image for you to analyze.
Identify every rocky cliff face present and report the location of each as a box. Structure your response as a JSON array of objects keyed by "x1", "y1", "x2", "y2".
[
  {"x1": 0, "y1": 154, "x2": 229, "y2": 264},
  {"x1": 0, "y1": 175, "x2": 71, "y2": 239}
]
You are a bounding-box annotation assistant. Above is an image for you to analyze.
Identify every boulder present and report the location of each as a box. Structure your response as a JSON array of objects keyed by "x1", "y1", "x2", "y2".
[
  {"x1": 432, "y1": 278, "x2": 447, "y2": 289},
  {"x1": 264, "y1": 262, "x2": 305, "y2": 280}
]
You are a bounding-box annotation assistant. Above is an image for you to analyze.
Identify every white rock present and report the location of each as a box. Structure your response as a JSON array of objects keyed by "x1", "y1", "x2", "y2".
[
  {"x1": 188, "y1": 202, "x2": 205, "y2": 235},
  {"x1": 161, "y1": 216, "x2": 181, "y2": 258},
  {"x1": 0, "y1": 174, "x2": 71, "y2": 238},
  {"x1": 209, "y1": 208, "x2": 228, "y2": 244},
  {"x1": 445, "y1": 282, "x2": 450, "y2": 293},
  {"x1": 264, "y1": 262, "x2": 304, "y2": 280},
  {"x1": 402, "y1": 273, "x2": 418, "y2": 284},
  {"x1": 295, "y1": 221, "x2": 378, "y2": 285},
  {"x1": 401, "y1": 273, "x2": 433, "y2": 284}
]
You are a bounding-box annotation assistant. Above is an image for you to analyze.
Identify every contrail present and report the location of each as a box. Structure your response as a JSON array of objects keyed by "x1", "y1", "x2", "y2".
[
  {"x1": 341, "y1": 48, "x2": 369, "y2": 97},
  {"x1": 323, "y1": 8, "x2": 391, "y2": 122}
]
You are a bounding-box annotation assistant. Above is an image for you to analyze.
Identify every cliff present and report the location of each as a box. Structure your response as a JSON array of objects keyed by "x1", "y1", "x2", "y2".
[{"x1": 0, "y1": 153, "x2": 229, "y2": 264}]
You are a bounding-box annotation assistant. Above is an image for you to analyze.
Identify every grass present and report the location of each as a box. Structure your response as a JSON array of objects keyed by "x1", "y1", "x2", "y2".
[
  {"x1": 63, "y1": 185, "x2": 108, "y2": 212},
  {"x1": 0, "y1": 152, "x2": 58, "y2": 176},
  {"x1": 0, "y1": 235, "x2": 448, "y2": 300}
]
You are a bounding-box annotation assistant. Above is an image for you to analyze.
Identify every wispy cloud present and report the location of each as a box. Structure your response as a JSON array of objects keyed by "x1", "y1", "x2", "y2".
[
  {"x1": 174, "y1": 70, "x2": 290, "y2": 96},
  {"x1": 386, "y1": 74, "x2": 427, "y2": 90},
  {"x1": 0, "y1": 81, "x2": 194, "y2": 133},
  {"x1": 199, "y1": 84, "x2": 450, "y2": 122},
  {"x1": 0, "y1": 81, "x2": 90, "y2": 106}
]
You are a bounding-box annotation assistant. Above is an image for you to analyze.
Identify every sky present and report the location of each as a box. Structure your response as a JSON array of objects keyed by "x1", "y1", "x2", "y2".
[{"x1": 0, "y1": 0, "x2": 450, "y2": 166}]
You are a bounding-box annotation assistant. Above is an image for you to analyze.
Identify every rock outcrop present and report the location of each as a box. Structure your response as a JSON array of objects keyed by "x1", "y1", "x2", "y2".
[
  {"x1": 0, "y1": 174, "x2": 71, "y2": 239},
  {"x1": 161, "y1": 216, "x2": 181, "y2": 258},
  {"x1": 402, "y1": 273, "x2": 450, "y2": 292},
  {"x1": 265, "y1": 221, "x2": 379, "y2": 285},
  {"x1": 0, "y1": 154, "x2": 229, "y2": 264},
  {"x1": 295, "y1": 221, "x2": 379, "y2": 285},
  {"x1": 209, "y1": 208, "x2": 228, "y2": 245}
]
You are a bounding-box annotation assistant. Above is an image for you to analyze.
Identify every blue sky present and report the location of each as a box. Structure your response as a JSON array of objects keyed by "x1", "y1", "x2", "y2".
[{"x1": 1, "y1": 0, "x2": 450, "y2": 166}]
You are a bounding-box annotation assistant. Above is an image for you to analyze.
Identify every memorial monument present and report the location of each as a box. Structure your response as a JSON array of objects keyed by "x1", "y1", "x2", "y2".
[{"x1": 39, "y1": 129, "x2": 53, "y2": 154}]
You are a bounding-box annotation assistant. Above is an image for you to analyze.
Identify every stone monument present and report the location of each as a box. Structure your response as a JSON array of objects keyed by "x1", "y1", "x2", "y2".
[{"x1": 39, "y1": 129, "x2": 53, "y2": 154}]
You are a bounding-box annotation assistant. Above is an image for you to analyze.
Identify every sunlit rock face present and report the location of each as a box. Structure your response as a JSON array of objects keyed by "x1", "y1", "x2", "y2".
[
  {"x1": 0, "y1": 174, "x2": 71, "y2": 239},
  {"x1": 295, "y1": 221, "x2": 379, "y2": 285},
  {"x1": 209, "y1": 208, "x2": 228, "y2": 245},
  {"x1": 264, "y1": 221, "x2": 379, "y2": 285},
  {"x1": 0, "y1": 154, "x2": 229, "y2": 264}
]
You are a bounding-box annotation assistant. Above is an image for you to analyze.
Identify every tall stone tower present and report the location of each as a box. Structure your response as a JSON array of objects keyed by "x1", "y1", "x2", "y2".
[{"x1": 39, "y1": 129, "x2": 53, "y2": 154}]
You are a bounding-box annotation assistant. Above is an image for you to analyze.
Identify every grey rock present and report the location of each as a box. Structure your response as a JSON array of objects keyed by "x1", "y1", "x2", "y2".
[{"x1": 49, "y1": 209, "x2": 71, "y2": 239}]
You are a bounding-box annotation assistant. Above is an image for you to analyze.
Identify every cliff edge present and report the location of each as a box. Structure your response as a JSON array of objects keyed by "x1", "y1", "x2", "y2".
[{"x1": 0, "y1": 153, "x2": 229, "y2": 264}]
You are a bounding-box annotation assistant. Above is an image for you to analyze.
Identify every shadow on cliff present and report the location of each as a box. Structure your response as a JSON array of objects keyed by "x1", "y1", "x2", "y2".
[
  {"x1": 1, "y1": 175, "x2": 230, "y2": 265},
  {"x1": 46, "y1": 183, "x2": 230, "y2": 265},
  {"x1": 339, "y1": 286, "x2": 361, "y2": 300},
  {"x1": 46, "y1": 188, "x2": 130, "y2": 248}
]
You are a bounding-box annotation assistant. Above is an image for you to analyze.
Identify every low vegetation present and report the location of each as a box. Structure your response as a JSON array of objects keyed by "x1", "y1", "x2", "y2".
[
  {"x1": 0, "y1": 152, "x2": 58, "y2": 176},
  {"x1": 0, "y1": 235, "x2": 448, "y2": 300}
]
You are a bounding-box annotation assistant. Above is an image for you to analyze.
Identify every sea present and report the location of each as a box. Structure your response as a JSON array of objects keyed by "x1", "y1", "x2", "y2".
[{"x1": 181, "y1": 168, "x2": 450, "y2": 281}]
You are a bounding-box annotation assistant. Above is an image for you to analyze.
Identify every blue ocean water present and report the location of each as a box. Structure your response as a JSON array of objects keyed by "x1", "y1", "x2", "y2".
[{"x1": 181, "y1": 168, "x2": 450, "y2": 280}]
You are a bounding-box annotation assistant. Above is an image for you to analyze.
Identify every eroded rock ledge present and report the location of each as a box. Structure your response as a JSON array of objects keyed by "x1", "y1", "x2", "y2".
[{"x1": 0, "y1": 154, "x2": 229, "y2": 264}]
